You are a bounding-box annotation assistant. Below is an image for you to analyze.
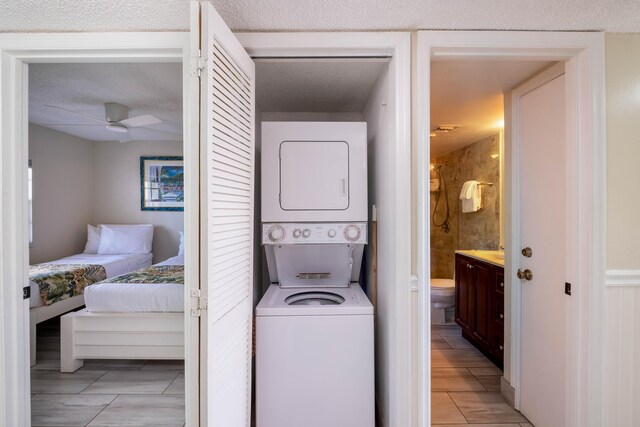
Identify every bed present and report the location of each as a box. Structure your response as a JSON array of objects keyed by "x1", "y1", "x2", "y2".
[
  {"x1": 30, "y1": 223, "x2": 155, "y2": 366},
  {"x1": 60, "y1": 254, "x2": 185, "y2": 373}
]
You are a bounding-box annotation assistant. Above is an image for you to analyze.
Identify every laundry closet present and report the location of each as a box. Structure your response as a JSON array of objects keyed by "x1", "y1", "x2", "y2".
[{"x1": 239, "y1": 43, "x2": 410, "y2": 425}]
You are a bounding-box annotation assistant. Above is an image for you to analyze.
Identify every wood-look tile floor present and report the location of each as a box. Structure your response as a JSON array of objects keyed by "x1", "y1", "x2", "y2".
[
  {"x1": 31, "y1": 318, "x2": 185, "y2": 427},
  {"x1": 431, "y1": 325, "x2": 532, "y2": 426}
]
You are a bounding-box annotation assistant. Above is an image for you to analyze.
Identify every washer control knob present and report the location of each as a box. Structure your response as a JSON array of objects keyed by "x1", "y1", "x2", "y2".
[
  {"x1": 268, "y1": 225, "x2": 285, "y2": 242},
  {"x1": 293, "y1": 229, "x2": 302, "y2": 238},
  {"x1": 344, "y1": 224, "x2": 361, "y2": 241},
  {"x1": 302, "y1": 229, "x2": 311, "y2": 238},
  {"x1": 328, "y1": 229, "x2": 336, "y2": 238}
]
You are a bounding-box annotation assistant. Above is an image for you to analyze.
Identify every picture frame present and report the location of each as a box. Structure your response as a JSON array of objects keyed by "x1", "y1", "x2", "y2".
[{"x1": 140, "y1": 156, "x2": 184, "y2": 211}]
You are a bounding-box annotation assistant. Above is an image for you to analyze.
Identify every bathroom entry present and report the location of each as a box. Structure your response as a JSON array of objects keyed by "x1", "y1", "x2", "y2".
[{"x1": 428, "y1": 58, "x2": 557, "y2": 425}]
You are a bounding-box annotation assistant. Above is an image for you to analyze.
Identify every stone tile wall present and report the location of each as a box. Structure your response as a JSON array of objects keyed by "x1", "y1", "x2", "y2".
[{"x1": 430, "y1": 133, "x2": 501, "y2": 279}]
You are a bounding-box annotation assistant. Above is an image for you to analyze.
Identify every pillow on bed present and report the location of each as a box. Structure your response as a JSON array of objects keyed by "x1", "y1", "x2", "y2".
[
  {"x1": 97, "y1": 224, "x2": 154, "y2": 255},
  {"x1": 83, "y1": 225, "x2": 102, "y2": 254},
  {"x1": 178, "y1": 230, "x2": 185, "y2": 256}
]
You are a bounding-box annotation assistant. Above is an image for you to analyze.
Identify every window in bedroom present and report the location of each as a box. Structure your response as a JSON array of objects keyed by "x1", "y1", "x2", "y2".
[{"x1": 28, "y1": 159, "x2": 33, "y2": 246}]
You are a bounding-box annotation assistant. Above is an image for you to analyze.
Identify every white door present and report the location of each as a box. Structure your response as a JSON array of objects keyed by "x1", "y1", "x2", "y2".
[
  {"x1": 516, "y1": 63, "x2": 568, "y2": 427},
  {"x1": 190, "y1": 1, "x2": 256, "y2": 425}
]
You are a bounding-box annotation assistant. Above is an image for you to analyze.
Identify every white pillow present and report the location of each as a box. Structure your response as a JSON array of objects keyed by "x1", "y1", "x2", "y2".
[
  {"x1": 83, "y1": 225, "x2": 102, "y2": 254},
  {"x1": 178, "y1": 230, "x2": 185, "y2": 256},
  {"x1": 97, "y1": 224, "x2": 154, "y2": 255}
]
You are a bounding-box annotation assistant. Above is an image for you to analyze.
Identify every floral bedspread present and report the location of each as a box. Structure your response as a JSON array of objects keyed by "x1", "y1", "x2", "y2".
[
  {"x1": 105, "y1": 265, "x2": 184, "y2": 285},
  {"x1": 29, "y1": 263, "x2": 107, "y2": 306}
]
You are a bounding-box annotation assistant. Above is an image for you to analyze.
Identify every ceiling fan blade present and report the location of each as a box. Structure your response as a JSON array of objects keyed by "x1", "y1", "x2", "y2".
[
  {"x1": 116, "y1": 133, "x2": 132, "y2": 143},
  {"x1": 43, "y1": 105, "x2": 106, "y2": 124},
  {"x1": 40, "y1": 123, "x2": 106, "y2": 127},
  {"x1": 119, "y1": 114, "x2": 162, "y2": 128}
]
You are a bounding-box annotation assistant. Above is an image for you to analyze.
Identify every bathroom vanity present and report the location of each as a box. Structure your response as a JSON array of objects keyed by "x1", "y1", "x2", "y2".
[{"x1": 454, "y1": 250, "x2": 504, "y2": 369}]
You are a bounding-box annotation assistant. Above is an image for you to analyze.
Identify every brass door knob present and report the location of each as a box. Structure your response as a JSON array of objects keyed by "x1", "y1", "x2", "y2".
[
  {"x1": 521, "y1": 247, "x2": 533, "y2": 257},
  {"x1": 517, "y1": 269, "x2": 533, "y2": 281}
]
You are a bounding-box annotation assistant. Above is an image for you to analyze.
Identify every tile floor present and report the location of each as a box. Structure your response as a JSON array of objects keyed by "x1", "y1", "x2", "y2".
[
  {"x1": 431, "y1": 324, "x2": 532, "y2": 426},
  {"x1": 31, "y1": 318, "x2": 185, "y2": 427}
]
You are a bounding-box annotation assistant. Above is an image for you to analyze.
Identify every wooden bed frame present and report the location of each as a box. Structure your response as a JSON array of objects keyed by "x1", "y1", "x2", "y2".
[
  {"x1": 30, "y1": 295, "x2": 85, "y2": 366},
  {"x1": 60, "y1": 309, "x2": 184, "y2": 372}
]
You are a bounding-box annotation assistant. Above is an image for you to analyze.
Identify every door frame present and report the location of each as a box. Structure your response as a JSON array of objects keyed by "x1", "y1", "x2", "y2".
[
  {"x1": 236, "y1": 31, "x2": 412, "y2": 427},
  {"x1": 415, "y1": 31, "x2": 605, "y2": 426},
  {"x1": 0, "y1": 32, "x2": 200, "y2": 425}
]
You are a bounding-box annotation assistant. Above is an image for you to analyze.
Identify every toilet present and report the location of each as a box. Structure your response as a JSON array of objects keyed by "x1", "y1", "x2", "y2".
[{"x1": 431, "y1": 278, "x2": 456, "y2": 325}]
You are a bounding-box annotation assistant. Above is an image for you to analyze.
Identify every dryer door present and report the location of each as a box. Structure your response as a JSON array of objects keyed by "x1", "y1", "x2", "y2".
[{"x1": 279, "y1": 140, "x2": 349, "y2": 211}]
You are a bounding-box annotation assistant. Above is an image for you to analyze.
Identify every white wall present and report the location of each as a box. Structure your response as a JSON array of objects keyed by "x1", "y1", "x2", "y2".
[
  {"x1": 92, "y1": 140, "x2": 183, "y2": 263},
  {"x1": 603, "y1": 33, "x2": 640, "y2": 426},
  {"x1": 29, "y1": 124, "x2": 95, "y2": 264},
  {"x1": 364, "y1": 60, "x2": 396, "y2": 427}
]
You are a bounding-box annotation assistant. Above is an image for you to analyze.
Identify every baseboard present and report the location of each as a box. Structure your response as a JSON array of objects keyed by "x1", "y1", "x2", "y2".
[
  {"x1": 375, "y1": 397, "x2": 387, "y2": 427},
  {"x1": 501, "y1": 376, "x2": 515, "y2": 407}
]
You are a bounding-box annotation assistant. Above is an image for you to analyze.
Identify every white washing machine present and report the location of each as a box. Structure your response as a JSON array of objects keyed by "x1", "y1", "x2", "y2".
[
  {"x1": 256, "y1": 222, "x2": 374, "y2": 427},
  {"x1": 261, "y1": 121, "x2": 367, "y2": 222}
]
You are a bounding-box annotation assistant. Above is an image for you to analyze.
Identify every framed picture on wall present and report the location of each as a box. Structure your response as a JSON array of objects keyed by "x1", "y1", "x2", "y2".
[{"x1": 140, "y1": 156, "x2": 184, "y2": 211}]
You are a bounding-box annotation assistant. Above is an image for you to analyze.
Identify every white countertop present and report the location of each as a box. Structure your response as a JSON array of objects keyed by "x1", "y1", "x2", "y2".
[{"x1": 455, "y1": 250, "x2": 505, "y2": 267}]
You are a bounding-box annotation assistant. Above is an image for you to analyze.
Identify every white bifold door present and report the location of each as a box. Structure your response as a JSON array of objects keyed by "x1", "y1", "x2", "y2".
[{"x1": 189, "y1": 1, "x2": 256, "y2": 425}]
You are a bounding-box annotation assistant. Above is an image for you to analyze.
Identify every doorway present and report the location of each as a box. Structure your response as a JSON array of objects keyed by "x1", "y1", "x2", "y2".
[
  {"x1": 0, "y1": 32, "x2": 199, "y2": 426},
  {"x1": 415, "y1": 31, "x2": 606, "y2": 426}
]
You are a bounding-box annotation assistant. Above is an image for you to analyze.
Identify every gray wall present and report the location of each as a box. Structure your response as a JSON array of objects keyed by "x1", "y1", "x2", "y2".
[
  {"x1": 430, "y1": 133, "x2": 501, "y2": 279},
  {"x1": 92, "y1": 140, "x2": 183, "y2": 263},
  {"x1": 28, "y1": 124, "x2": 184, "y2": 264},
  {"x1": 29, "y1": 124, "x2": 95, "y2": 264}
]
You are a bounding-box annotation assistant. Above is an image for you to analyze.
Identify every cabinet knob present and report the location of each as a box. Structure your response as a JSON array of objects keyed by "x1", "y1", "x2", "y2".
[
  {"x1": 468, "y1": 264, "x2": 474, "y2": 270},
  {"x1": 500, "y1": 314, "x2": 504, "y2": 319},
  {"x1": 499, "y1": 345, "x2": 504, "y2": 351},
  {"x1": 500, "y1": 282, "x2": 504, "y2": 288}
]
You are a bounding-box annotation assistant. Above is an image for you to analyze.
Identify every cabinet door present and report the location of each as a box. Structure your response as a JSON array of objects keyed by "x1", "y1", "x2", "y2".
[
  {"x1": 455, "y1": 257, "x2": 474, "y2": 331},
  {"x1": 472, "y1": 261, "x2": 491, "y2": 346},
  {"x1": 491, "y1": 269, "x2": 505, "y2": 327}
]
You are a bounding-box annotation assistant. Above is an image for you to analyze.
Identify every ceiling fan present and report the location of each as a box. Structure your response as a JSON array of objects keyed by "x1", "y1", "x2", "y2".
[{"x1": 44, "y1": 102, "x2": 168, "y2": 142}]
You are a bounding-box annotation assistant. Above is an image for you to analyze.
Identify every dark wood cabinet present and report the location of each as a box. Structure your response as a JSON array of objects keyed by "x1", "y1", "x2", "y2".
[
  {"x1": 455, "y1": 253, "x2": 504, "y2": 368},
  {"x1": 454, "y1": 256, "x2": 474, "y2": 331}
]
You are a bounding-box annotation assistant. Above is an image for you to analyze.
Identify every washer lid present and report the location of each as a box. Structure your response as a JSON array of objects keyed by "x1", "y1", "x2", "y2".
[
  {"x1": 256, "y1": 283, "x2": 373, "y2": 316},
  {"x1": 273, "y1": 244, "x2": 353, "y2": 288},
  {"x1": 431, "y1": 278, "x2": 455, "y2": 289}
]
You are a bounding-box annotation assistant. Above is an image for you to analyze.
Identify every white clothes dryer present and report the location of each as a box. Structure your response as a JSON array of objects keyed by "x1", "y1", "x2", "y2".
[{"x1": 261, "y1": 121, "x2": 367, "y2": 223}]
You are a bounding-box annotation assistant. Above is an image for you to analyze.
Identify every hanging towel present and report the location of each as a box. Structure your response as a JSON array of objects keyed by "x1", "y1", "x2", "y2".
[{"x1": 460, "y1": 180, "x2": 481, "y2": 213}]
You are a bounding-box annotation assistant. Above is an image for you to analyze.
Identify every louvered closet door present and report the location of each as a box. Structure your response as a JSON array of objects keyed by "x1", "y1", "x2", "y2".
[{"x1": 197, "y1": 2, "x2": 255, "y2": 426}]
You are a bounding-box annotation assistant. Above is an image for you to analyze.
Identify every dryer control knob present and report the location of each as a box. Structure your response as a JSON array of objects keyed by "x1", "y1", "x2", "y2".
[
  {"x1": 344, "y1": 224, "x2": 361, "y2": 241},
  {"x1": 328, "y1": 229, "x2": 336, "y2": 238},
  {"x1": 293, "y1": 229, "x2": 302, "y2": 238},
  {"x1": 302, "y1": 229, "x2": 311, "y2": 238},
  {"x1": 268, "y1": 225, "x2": 285, "y2": 242}
]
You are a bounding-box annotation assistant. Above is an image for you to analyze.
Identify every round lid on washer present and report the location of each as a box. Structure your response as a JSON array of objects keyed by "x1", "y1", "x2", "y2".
[
  {"x1": 431, "y1": 278, "x2": 455, "y2": 289},
  {"x1": 285, "y1": 291, "x2": 346, "y2": 306}
]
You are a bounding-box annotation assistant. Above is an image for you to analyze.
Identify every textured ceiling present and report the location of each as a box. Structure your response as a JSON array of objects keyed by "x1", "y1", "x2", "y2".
[
  {"x1": 256, "y1": 59, "x2": 386, "y2": 113},
  {"x1": 430, "y1": 60, "x2": 553, "y2": 157},
  {"x1": 29, "y1": 63, "x2": 182, "y2": 142},
  {"x1": 1, "y1": 0, "x2": 639, "y2": 33}
]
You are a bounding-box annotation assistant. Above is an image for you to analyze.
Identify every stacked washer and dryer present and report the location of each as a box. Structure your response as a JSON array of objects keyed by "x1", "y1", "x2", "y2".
[{"x1": 256, "y1": 122, "x2": 374, "y2": 427}]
